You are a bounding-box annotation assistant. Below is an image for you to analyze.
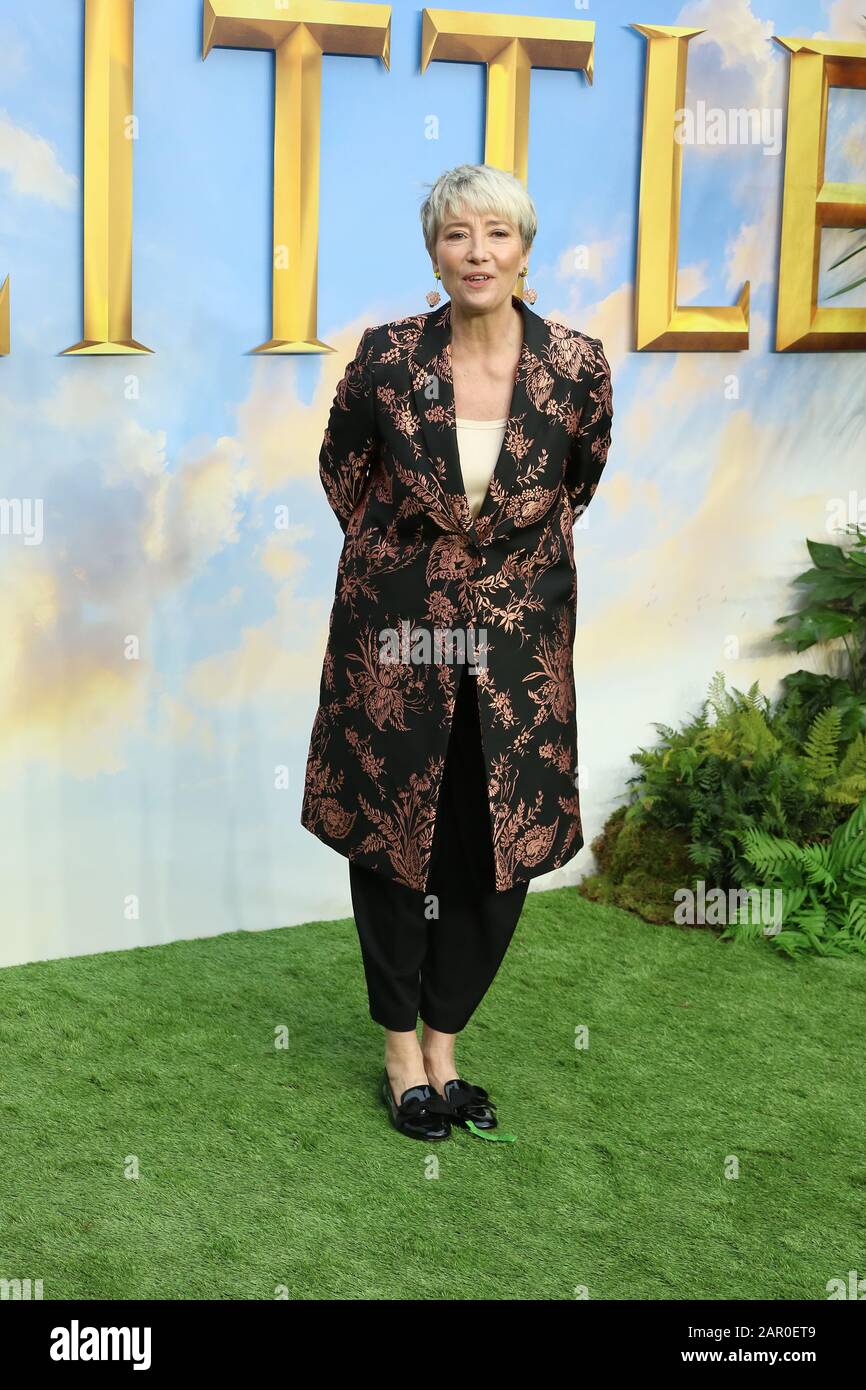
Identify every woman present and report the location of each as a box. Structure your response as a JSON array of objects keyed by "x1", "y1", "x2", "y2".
[{"x1": 302, "y1": 164, "x2": 613, "y2": 1141}]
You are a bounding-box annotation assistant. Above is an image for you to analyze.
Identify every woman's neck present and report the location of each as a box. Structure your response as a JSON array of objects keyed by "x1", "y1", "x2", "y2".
[{"x1": 449, "y1": 295, "x2": 523, "y2": 356}]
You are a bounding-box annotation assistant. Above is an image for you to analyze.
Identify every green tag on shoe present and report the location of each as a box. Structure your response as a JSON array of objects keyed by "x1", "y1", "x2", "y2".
[{"x1": 465, "y1": 1118, "x2": 517, "y2": 1142}]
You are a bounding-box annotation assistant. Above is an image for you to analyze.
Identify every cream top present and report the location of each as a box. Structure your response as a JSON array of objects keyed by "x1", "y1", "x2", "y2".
[{"x1": 455, "y1": 416, "x2": 508, "y2": 519}]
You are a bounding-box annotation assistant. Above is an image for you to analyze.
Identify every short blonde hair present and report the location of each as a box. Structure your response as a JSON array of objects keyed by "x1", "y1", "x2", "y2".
[{"x1": 419, "y1": 164, "x2": 537, "y2": 260}]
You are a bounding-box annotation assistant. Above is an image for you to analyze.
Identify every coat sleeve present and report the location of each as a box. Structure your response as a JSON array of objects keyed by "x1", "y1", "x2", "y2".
[
  {"x1": 318, "y1": 326, "x2": 378, "y2": 534},
  {"x1": 564, "y1": 336, "x2": 613, "y2": 524}
]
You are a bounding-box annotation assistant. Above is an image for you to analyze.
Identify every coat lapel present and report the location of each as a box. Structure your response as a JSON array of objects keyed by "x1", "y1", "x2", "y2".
[{"x1": 410, "y1": 292, "x2": 561, "y2": 541}]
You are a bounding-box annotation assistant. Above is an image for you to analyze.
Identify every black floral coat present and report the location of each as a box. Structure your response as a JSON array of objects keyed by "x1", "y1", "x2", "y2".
[{"x1": 301, "y1": 293, "x2": 613, "y2": 892}]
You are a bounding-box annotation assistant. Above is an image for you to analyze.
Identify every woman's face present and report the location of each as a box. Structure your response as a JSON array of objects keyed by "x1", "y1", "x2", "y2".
[{"x1": 433, "y1": 205, "x2": 525, "y2": 313}]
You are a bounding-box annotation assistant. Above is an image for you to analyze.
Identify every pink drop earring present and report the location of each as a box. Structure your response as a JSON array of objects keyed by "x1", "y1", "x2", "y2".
[
  {"x1": 426, "y1": 268, "x2": 442, "y2": 307},
  {"x1": 520, "y1": 265, "x2": 537, "y2": 304}
]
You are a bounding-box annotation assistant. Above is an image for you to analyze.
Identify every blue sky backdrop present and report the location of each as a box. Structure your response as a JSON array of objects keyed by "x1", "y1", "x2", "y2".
[{"x1": 0, "y1": 0, "x2": 864, "y2": 965}]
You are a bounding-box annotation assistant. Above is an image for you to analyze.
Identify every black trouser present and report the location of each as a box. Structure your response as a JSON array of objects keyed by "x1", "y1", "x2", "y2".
[{"x1": 348, "y1": 663, "x2": 529, "y2": 1033}]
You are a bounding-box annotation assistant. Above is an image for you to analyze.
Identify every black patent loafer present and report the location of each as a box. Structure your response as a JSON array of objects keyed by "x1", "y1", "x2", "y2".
[
  {"x1": 442, "y1": 1078, "x2": 498, "y2": 1130},
  {"x1": 381, "y1": 1070, "x2": 452, "y2": 1141}
]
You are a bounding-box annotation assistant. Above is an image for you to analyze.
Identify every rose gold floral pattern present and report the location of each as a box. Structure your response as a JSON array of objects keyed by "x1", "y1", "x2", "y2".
[{"x1": 302, "y1": 294, "x2": 613, "y2": 891}]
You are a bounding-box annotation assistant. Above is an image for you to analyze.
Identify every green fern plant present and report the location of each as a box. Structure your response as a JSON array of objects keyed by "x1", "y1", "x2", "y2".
[
  {"x1": 801, "y1": 707, "x2": 866, "y2": 805},
  {"x1": 624, "y1": 672, "x2": 855, "y2": 888},
  {"x1": 721, "y1": 796, "x2": 866, "y2": 958}
]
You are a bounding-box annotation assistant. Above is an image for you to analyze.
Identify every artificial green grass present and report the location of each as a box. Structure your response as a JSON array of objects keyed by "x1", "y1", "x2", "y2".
[{"x1": 1, "y1": 887, "x2": 864, "y2": 1300}]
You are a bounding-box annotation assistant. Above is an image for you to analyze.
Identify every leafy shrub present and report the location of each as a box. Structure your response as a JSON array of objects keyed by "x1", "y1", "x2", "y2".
[
  {"x1": 579, "y1": 528, "x2": 866, "y2": 953},
  {"x1": 623, "y1": 672, "x2": 865, "y2": 890},
  {"x1": 579, "y1": 806, "x2": 696, "y2": 925},
  {"x1": 772, "y1": 526, "x2": 866, "y2": 713}
]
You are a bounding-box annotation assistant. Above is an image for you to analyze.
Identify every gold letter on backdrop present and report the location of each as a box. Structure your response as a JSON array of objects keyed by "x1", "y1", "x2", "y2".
[
  {"x1": 632, "y1": 25, "x2": 749, "y2": 351},
  {"x1": 63, "y1": 0, "x2": 150, "y2": 356},
  {"x1": 421, "y1": 7, "x2": 594, "y2": 284},
  {"x1": 203, "y1": 1, "x2": 391, "y2": 354},
  {"x1": 0, "y1": 276, "x2": 8, "y2": 356},
  {"x1": 775, "y1": 36, "x2": 866, "y2": 351}
]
